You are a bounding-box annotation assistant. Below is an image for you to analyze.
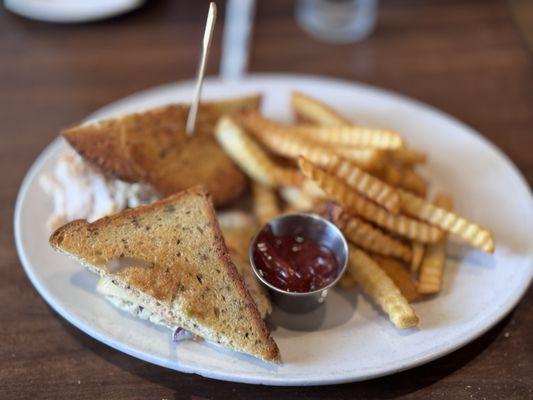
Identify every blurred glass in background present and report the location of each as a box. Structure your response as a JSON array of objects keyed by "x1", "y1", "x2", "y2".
[
  {"x1": 220, "y1": 0, "x2": 379, "y2": 81},
  {"x1": 296, "y1": 0, "x2": 378, "y2": 43}
]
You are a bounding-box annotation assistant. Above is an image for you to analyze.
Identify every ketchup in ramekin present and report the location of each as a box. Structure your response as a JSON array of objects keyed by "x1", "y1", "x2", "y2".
[{"x1": 252, "y1": 225, "x2": 339, "y2": 293}]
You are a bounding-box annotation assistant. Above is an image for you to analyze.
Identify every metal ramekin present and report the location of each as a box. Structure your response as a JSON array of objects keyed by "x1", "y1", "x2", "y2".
[{"x1": 249, "y1": 213, "x2": 349, "y2": 313}]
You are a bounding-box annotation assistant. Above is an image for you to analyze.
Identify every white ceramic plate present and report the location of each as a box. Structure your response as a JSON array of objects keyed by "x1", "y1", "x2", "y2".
[
  {"x1": 14, "y1": 74, "x2": 533, "y2": 386},
  {"x1": 4, "y1": 0, "x2": 145, "y2": 24}
]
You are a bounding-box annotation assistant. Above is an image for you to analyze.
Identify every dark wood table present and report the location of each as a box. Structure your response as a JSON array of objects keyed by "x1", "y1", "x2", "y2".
[{"x1": 2, "y1": 1, "x2": 532, "y2": 398}]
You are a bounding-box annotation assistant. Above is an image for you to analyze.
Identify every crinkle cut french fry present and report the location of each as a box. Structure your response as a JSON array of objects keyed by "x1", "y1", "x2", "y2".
[
  {"x1": 399, "y1": 190, "x2": 494, "y2": 253},
  {"x1": 298, "y1": 157, "x2": 444, "y2": 243},
  {"x1": 274, "y1": 168, "x2": 304, "y2": 187},
  {"x1": 434, "y1": 194, "x2": 453, "y2": 212},
  {"x1": 381, "y1": 164, "x2": 427, "y2": 197},
  {"x1": 237, "y1": 111, "x2": 383, "y2": 170},
  {"x1": 338, "y1": 273, "x2": 356, "y2": 290},
  {"x1": 332, "y1": 209, "x2": 412, "y2": 262},
  {"x1": 252, "y1": 182, "x2": 281, "y2": 226},
  {"x1": 281, "y1": 180, "x2": 328, "y2": 213},
  {"x1": 328, "y1": 157, "x2": 400, "y2": 213},
  {"x1": 214, "y1": 116, "x2": 279, "y2": 186},
  {"x1": 299, "y1": 179, "x2": 327, "y2": 199},
  {"x1": 331, "y1": 147, "x2": 386, "y2": 171},
  {"x1": 215, "y1": 116, "x2": 302, "y2": 187},
  {"x1": 241, "y1": 108, "x2": 402, "y2": 150},
  {"x1": 381, "y1": 164, "x2": 402, "y2": 187},
  {"x1": 291, "y1": 91, "x2": 351, "y2": 127},
  {"x1": 348, "y1": 246, "x2": 419, "y2": 329},
  {"x1": 400, "y1": 167, "x2": 427, "y2": 198},
  {"x1": 279, "y1": 186, "x2": 316, "y2": 212},
  {"x1": 241, "y1": 114, "x2": 338, "y2": 165},
  {"x1": 292, "y1": 125, "x2": 403, "y2": 150},
  {"x1": 372, "y1": 255, "x2": 419, "y2": 303},
  {"x1": 418, "y1": 240, "x2": 446, "y2": 294},
  {"x1": 389, "y1": 148, "x2": 427, "y2": 165},
  {"x1": 418, "y1": 194, "x2": 453, "y2": 294},
  {"x1": 410, "y1": 242, "x2": 425, "y2": 274}
]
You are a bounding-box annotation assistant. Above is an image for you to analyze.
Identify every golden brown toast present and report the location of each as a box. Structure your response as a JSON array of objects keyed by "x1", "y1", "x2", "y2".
[
  {"x1": 49, "y1": 186, "x2": 280, "y2": 362},
  {"x1": 62, "y1": 95, "x2": 261, "y2": 206}
]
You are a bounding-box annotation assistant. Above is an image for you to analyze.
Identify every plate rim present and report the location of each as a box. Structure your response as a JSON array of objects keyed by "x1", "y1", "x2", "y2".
[
  {"x1": 4, "y1": 0, "x2": 146, "y2": 24},
  {"x1": 14, "y1": 73, "x2": 533, "y2": 386}
]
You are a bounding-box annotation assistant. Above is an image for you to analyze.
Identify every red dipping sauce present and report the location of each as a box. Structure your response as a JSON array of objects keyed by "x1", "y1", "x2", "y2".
[{"x1": 252, "y1": 225, "x2": 339, "y2": 293}]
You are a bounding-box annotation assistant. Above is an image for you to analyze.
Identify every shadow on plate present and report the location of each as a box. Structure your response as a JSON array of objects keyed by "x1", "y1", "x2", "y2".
[
  {"x1": 51, "y1": 305, "x2": 513, "y2": 398},
  {"x1": 268, "y1": 287, "x2": 358, "y2": 333},
  {"x1": 69, "y1": 269, "x2": 99, "y2": 293},
  {"x1": 446, "y1": 241, "x2": 496, "y2": 270}
]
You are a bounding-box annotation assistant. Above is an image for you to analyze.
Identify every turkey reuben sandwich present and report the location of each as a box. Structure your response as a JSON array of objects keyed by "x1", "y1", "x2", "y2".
[{"x1": 49, "y1": 186, "x2": 280, "y2": 362}]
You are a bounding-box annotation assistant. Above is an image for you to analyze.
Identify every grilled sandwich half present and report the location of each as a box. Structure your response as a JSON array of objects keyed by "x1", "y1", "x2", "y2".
[{"x1": 49, "y1": 186, "x2": 280, "y2": 362}]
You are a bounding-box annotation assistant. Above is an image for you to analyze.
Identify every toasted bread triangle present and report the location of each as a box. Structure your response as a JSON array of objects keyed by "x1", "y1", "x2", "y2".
[
  {"x1": 61, "y1": 95, "x2": 261, "y2": 206},
  {"x1": 49, "y1": 186, "x2": 280, "y2": 362}
]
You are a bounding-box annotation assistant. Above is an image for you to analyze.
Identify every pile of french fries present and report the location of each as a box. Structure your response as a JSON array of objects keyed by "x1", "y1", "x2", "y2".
[{"x1": 215, "y1": 91, "x2": 495, "y2": 330}]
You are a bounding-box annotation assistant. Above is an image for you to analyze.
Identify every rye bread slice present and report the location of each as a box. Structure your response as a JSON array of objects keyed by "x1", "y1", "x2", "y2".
[
  {"x1": 62, "y1": 95, "x2": 260, "y2": 206},
  {"x1": 49, "y1": 186, "x2": 280, "y2": 362}
]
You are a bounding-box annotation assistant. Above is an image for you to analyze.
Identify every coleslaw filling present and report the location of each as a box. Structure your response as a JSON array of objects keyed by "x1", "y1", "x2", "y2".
[{"x1": 40, "y1": 149, "x2": 159, "y2": 230}]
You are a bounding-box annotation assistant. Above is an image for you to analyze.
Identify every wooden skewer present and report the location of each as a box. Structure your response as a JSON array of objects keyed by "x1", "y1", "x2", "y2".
[{"x1": 186, "y1": 2, "x2": 217, "y2": 136}]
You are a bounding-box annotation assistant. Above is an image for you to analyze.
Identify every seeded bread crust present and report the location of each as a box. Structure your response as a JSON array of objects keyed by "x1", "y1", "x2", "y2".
[
  {"x1": 49, "y1": 186, "x2": 280, "y2": 362},
  {"x1": 62, "y1": 95, "x2": 261, "y2": 206}
]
